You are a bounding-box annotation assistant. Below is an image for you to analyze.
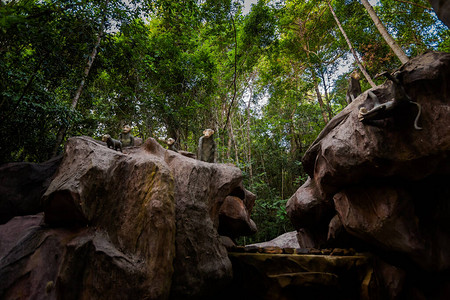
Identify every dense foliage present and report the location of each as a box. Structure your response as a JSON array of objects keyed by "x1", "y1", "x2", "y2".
[{"x1": 1, "y1": 0, "x2": 448, "y2": 243}]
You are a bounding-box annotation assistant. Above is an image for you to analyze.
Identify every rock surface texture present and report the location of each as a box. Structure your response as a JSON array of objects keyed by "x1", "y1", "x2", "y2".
[
  {"x1": 0, "y1": 156, "x2": 61, "y2": 224},
  {"x1": 287, "y1": 52, "x2": 450, "y2": 299},
  {"x1": 0, "y1": 137, "x2": 256, "y2": 299},
  {"x1": 248, "y1": 231, "x2": 299, "y2": 249}
]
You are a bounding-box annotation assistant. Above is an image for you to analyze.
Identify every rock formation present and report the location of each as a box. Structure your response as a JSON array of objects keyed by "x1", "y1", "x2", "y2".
[
  {"x1": 0, "y1": 136, "x2": 256, "y2": 299},
  {"x1": 163, "y1": 140, "x2": 256, "y2": 298},
  {"x1": 3, "y1": 51, "x2": 450, "y2": 299},
  {"x1": 0, "y1": 155, "x2": 61, "y2": 224},
  {"x1": 247, "y1": 231, "x2": 299, "y2": 249},
  {"x1": 287, "y1": 51, "x2": 450, "y2": 298}
]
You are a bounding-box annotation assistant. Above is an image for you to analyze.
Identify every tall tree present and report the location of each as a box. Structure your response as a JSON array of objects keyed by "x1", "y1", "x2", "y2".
[
  {"x1": 327, "y1": 0, "x2": 376, "y2": 87},
  {"x1": 0, "y1": 1, "x2": 103, "y2": 162},
  {"x1": 360, "y1": 0, "x2": 410, "y2": 64},
  {"x1": 52, "y1": 14, "x2": 106, "y2": 157},
  {"x1": 279, "y1": 0, "x2": 343, "y2": 122},
  {"x1": 51, "y1": 0, "x2": 142, "y2": 156}
]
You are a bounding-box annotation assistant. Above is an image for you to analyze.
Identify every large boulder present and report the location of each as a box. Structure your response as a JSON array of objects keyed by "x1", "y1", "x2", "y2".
[
  {"x1": 248, "y1": 231, "x2": 299, "y2": 249},
  {"x1": 287, "y1": 52, "x2": 450, "y2": 272},
  {"x1": 0, "y1": 155, "x2": 61, "y2": 224},
  {"x1": 0, "y1": 214, "x2": 152, "y2": 300},
  {"x1": 286, "y1": 177, "x2": 335, "y2": 247},
  {"x1": 163, "y1": 143, "x2": 256, "y2": 298},
  {"x1": 0, "y1": 136, "x2": 256, "y2": 299},
  {"x1": 218, "y1": 195, "x2": 257, "y2": 239},
  {"x1": 45, "y1": 136, "x2": 175, "y2": 299}
]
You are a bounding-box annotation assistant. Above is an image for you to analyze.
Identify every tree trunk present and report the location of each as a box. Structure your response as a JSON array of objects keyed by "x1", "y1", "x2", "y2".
[
  {"x1": 51, "y1": 19, "x2": 105, "y2": 157},
  {"x1": 360, "y1": 0, "x2": 409, "y2": 64},
  {"x1": 319, "y1": 70, "x2": 333, "y2": 120},
  {"x1": 289, "y1": 106, "x2": 302, "y2": 157},
  {"x1": 228, "y1": 120, "x2": 239, "y2": 163},
  {"x1": 314, "y1": 80, "x2": 329, "y2": 124},
  {"x1": 246, "y1": 83, "x2": 253, "y2": 184},
  {"x1": 223, "y1": 14, "x2": 238, "y2": 131},
  {"x1": 310, "y1": 68, "x2": 329, "y2": 124},
  {"x1": 327, "y1": 1, "x2": 376, "y2": 88}
]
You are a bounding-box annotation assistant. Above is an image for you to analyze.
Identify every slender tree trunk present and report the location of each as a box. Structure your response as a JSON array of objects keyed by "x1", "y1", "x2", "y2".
[
  {"x1": 214, "y1": 106, "x2": 224, "y2": 162},
  {"x1": 360, "y1": 0, "x2": 409, "y2": 64},
  {"x1": 228, "y1": 120, "x2": 239, "y2": 163},
  {"x1": 319, "y1": 70, "x2": 333, "y2": 120},
  {"x1": 224, "y1": 14, "x2": 238, "y2": 131},
  {"x1": 314, "y1": 80, "x2": 329, "y2": 124},
  {"x1": 327, "y1": 1, "x2": 376, "y2": 88},
  {"x1": 226, "y1": 128, "x2": 232, "y2": 160},
  {"x1": 289, "y1": 106, "x2": 301, "y2": 156},
  {"x1": 395, "y1": 0, "x2": 432, "y2": 11},
  {"x1": 310, "y1": 67, "x2": 329, "y2": 124},
  {"x1": 246, "y1": 83, "x2": 253, "y2": 184},
  {"x1": 51, "y1": 19, "x2": 105, "y2": 157}
]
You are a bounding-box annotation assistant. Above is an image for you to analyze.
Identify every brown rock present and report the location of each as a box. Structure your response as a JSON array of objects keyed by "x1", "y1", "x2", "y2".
[
  {"x1": 178, "y1": 150, "x2": 196, "y2": 159},
  {"x1": 162, "y1": 143, "x2": 256, "y2": 298},
  {"x1": 220, "y1": 235, "x2": 236, "y2": 250},
  {"x1": 0, "y1": 214, "x2": 71, "y2": 300},
  {"x1": 334, "y1": 182, "x2": 450, "y2": 271},
  {"x1": 0, "y1": 156, "x2": 61, "y2": 224},
  {"x1": 333, "y1": 185, "x2": 421, "y2": 253},
  {"x1": 326, "y1": 214, "x2": 365, "y2": 249},
  {"x1": 0, "y1": 214, "x2": 44, "y2": 260},
  {"x1": 308, "y1": 248, "x2": 322, "y2": 255},
  {"x1": 327, "y1": 215, "x2": 342, "y2": 242},
  {"x1": 1, "y1": 136, "x2": 256, "y2": 299},
  {"x1": 283, "y1": 248, "x2": 295, "y2": 254},
  {"x1": 261, "y1": 246, "x2": 283, "y2": 254},
  {"x1": 288, "y1": 52, "x2": 450, "y2": 272},
  {"x1": 244, "y1": 245, "x2": 259, "y2": 253},
  {"x1": 286, "y1": 177, "x2": 333, "y2": 229},
  {"x1": 42, "y1": 136, "x2": 176, "y2": 299},
  {"x1": 295, "y1": 248, "x2": 310, "y2": 255},
  {"x1": 134, "y1": 136, "x2": 143, "y2": 146},
  {"x1": 330, "y1": 248, "x2": 346, "y2": 256},
  {"x1": 302, "y1": 53, "x2": 450, "y2": 194},
  {"x1": 296, "y1": 228, "x2": 318, "y2": 248},
  {"x1": 321, "y1": 248, "x2": 332, "y2": 255},
  {"x1": 0, "y1": 215, "x2": 152, "y2": 300},
  {"x1": 218, "y1": 196, "x2": 257, "y2": 239},
  {"x1": 286, "y1": 178, "x2": 334, "y2": 248},
  {"x1": 373, "y1": 259, "x2": 406, "y2": 300},
  {"x1": 56, "y1": 230, "x2": 153, "y2": 300}
]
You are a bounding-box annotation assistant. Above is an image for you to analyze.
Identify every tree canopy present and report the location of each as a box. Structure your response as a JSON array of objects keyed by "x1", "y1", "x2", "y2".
[{"x1": 1, "y1": 0, "x2": 448, "y2": 243}]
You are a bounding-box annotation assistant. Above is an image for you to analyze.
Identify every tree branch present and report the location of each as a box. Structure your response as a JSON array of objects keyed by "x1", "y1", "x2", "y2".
[{"x1": 391, "y1": 0, "x2": 432, "y2": 11}]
